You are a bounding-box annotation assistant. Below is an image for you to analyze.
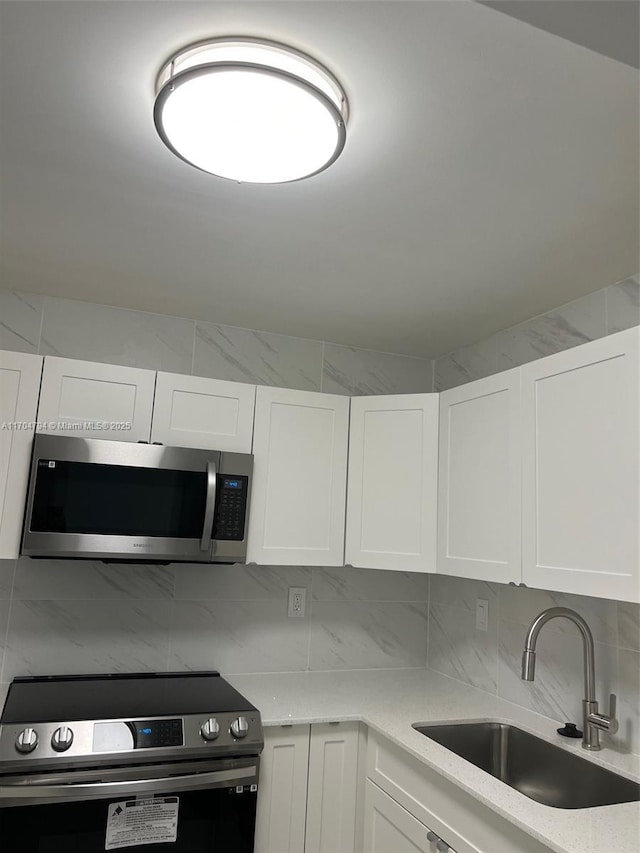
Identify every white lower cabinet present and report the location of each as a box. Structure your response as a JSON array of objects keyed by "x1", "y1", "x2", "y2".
[
  {"x1": 305, "y1": 723, "x2": 361, "y2": 853},
  {"x1": 0, "y1": 351, "x2": 43, "y2": 559},
  {"x1": 255, "y1": 725, "x2": 310, "y2": 853},
  {"x1": 364, "y1": 780, "x2": 454, "y2": 853},
  {"x1": 365, "y1": 731, "x2": 552, "y2": 853},
  {"x1": 255, "y1": 723, "x2": 361, "y2": 853}
]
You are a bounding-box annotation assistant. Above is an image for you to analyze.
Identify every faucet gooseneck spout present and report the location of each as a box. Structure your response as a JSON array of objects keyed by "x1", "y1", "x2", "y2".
[{"x1": 521, "y1": 607, "x2": 617, "y2": 751}]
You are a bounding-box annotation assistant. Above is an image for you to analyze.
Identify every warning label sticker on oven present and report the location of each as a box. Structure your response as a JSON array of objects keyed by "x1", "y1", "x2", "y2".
[{"x1": 105, "y1": 797, "x2": 179, "y2": 850}]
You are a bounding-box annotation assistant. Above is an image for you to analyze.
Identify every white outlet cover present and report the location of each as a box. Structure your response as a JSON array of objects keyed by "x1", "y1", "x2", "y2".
[
  {"x1": 476, "y1": 598, "x2": 489, "y2": 632},
  {"x1": 287, "y1": 587, "x2": 306, "y2": 618}
]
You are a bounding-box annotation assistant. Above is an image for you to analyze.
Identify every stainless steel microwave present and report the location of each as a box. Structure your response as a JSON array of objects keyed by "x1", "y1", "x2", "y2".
[{"x1": 21, "y1": 434, "x2": 253, "y2": 563}]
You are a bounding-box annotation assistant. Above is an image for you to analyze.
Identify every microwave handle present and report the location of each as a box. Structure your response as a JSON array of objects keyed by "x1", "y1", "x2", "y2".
[{"x1": 200, "y1": 460, "x2": 218, "y2": 551}]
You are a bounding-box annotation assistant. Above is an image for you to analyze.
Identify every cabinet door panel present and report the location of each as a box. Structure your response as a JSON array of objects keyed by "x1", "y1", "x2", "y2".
[
  {"x1": 247, "y1": 388, "x2": 349, "y2": 565},
  {"x1": 346, "y1": 395, "x2": 438, "y2": 572},
  {"x1": 437, "y1": 371, "x2": 521, "y2": 584},
  {"x1": 522, "y1": 328, "x2": 639, "y2": 601},
  {"x1": 0, "y1": 351, "x2": 43, "y2": 558},
  {"x1": 305, "y1": 723, "x2": 360, "y2": 853},
  {"x1": 37, "y1": 357, "x2": 155, "y2": 442},
  {"x1": 151, "y1": 372, "x2": 255, "y2": 451},
  {"x1": 254, "y1": 725, "x2": 310, "y2": 853},
  {"x1": 363, "y1": 781, "x2": 436, "y2": 853}
]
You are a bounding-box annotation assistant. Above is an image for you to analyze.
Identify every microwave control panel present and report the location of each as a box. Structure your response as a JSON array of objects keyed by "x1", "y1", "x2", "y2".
[{"x1": 213, "y1": 476, "x2": 249, "y2": 541}]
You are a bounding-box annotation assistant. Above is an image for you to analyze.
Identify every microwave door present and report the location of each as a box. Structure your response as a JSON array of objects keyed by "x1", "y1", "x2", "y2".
[{"x1": 21, "y1": 437, "x2": 223, "y2": 562}]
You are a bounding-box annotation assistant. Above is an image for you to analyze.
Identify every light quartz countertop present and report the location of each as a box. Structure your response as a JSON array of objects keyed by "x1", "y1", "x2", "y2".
[{"x1": 226, "y1": 668, "x2": 640, "y2": 853}]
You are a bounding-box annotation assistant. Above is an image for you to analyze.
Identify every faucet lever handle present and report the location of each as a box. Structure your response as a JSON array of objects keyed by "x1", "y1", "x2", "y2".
[{"x1": 587, "y1": 694, "x2": 619, "y2": 736}]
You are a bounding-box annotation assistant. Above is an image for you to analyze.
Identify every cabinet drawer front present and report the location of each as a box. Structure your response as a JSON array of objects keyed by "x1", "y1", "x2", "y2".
[
  {"x1": 151, "y1": 372, "x2": 256, "y2": 452},
  {"x1": 367, "y1": 732, "x2": 551, "y2": 853}
]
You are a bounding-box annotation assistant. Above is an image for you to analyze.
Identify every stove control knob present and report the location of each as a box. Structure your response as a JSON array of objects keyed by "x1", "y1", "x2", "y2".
[
  {"x1": 51, "y1": 726, "x2": 74, "y2": 752},
  {"x1": 15, "y1": 728, "x2": 39, "y2": 754},
  {"x1": 230, "y1": 716, "x2": 249, "y2": 739},
  {"x1": 200, "y1": 718, "x2": 220, "y2": 742}
]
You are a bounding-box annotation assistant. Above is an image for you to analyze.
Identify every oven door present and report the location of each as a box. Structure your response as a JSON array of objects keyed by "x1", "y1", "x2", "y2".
[{"x1": 0, "y1": 756, "x2": 259, "y2": 853}]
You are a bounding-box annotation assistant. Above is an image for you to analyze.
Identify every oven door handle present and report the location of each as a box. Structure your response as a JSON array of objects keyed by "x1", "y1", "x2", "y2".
[
  {"x1": 0, "y1": 764, "x2": 256, "y2": 806},
  {"x1": 200, "y1": 459, "x2": 218, "y2": 551}
]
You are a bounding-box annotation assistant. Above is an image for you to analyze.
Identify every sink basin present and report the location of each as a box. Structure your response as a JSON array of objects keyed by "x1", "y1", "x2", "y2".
[{"x1": 413, "y1": 721, "x2": 640, "y2": 809}]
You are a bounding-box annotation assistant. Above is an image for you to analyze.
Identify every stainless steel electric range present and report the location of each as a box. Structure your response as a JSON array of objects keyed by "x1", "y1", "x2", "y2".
[{"x1": 0, "y1": 671, "x2": 263, "y2": 853}]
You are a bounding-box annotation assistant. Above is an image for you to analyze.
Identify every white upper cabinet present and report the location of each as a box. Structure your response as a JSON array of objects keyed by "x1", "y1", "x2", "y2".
[
  {"x1": 437, "y1": 370, "x2": 521, "y2": 585},
  {"x1": 151, "y1": 372, "x2": 256, "y2": 451},
  {"x1": 247, "y1": 387, "x2": 349, "y2": 566},
  {"x1": 0, "y1": 351, "x2": 43, "y2": 559},
  {"x1": 346, "y1": 394, "x2": 438, "y2": 573},
  {"x1": 521, "y1": 328, "x2": 639, "y2": 602},
  {"x1": 37, "y1": 357, "x2": 155, "y2": 442}
]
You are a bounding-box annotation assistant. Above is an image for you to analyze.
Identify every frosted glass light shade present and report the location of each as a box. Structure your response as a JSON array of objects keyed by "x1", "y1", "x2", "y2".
[{"x1": 154, "y1": 38, "x2": 348, "y2": 184}]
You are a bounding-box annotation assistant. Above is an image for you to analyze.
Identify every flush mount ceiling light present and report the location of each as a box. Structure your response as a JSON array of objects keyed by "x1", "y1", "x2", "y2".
[{"x1": 154, "y1": 38, "x2": 349, "y2": 184}]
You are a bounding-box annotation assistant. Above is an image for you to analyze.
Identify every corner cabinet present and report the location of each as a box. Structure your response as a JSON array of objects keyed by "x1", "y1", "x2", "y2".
[
  {"x1": 346, "y1": 394, "x2": 439, "y2": 573},
  {"x1": 0, "y1": 351, "x2": 43, "y2": 559},
  {"x1": 247, "y1": 387, "x2": 349, "y2": 566},
  {"x1": 150, "y1": 371, "x2": 256, "y2": 452},
  {"x1": 36, "y1": 357, "x2": 156, "y2": 442},
  {"x1": 437, "y1": 370, "x2": 521, "y2": 585},
  {"x1": 521, "y1": 327, "x2": 639, "y2": 602}
]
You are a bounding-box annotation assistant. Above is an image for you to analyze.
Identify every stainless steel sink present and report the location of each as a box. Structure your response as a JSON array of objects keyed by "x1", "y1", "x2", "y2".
[{"x1": 413, "y1": 721, "x2": 640, "y2": 809}]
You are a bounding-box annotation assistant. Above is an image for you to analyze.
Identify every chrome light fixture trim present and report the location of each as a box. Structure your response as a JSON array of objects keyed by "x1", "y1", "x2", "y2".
[{"x1": 153, "y1": 37, "x2": 349, "y2": 184}]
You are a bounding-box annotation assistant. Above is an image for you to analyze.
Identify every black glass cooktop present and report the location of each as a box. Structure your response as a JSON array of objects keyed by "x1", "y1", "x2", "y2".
[{"x1": 1, "y1": 671, "x2": 257, "y2": 724}]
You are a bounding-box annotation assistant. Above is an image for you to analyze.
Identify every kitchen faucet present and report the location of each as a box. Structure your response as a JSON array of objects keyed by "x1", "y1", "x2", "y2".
[{"x1": 521, "y1": 607, "x2": 618, "y2": 751}]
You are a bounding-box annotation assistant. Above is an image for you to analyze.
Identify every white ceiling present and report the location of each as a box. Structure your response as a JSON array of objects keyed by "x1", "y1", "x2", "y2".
[{"x1": 0, "y1": 1, "x2": 638, "y2": 357}]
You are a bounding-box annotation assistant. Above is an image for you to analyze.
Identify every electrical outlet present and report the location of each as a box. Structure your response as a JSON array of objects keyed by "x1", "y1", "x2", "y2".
[
  {"x1": 476, "y1": 598, "x2": 489, "y2": 632},
  {"x1": 287, "y1": 587, "x2": 306, "y2": 618}
]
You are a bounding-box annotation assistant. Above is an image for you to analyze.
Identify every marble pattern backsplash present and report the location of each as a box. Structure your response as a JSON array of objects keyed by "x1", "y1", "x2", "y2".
[
  {"x1": 427, "y1": 576, "x2": 640, "y2": 756},
  {"x1": 0, "y1": 561, "x2": 429, "y2": 704},
  {"x1": 0, "y1": 287, "x2": 432, "y2": 395},
  {"x1": 434, "y1": 274, "x2": 640, "y2": 390}
]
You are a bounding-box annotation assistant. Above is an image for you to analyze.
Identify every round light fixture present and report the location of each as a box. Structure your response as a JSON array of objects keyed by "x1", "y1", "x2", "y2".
[{"x1": 154, "y1": 38, "x2": 349, "y2": 184}]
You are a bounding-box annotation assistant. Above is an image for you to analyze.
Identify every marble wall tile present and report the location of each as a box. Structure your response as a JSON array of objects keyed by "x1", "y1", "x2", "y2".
[
  {"x1": 494, "y1": 289, "x2": 607, "y2": 371},
  {"x1": 322, "y1": 343, "x2": 432, "y2": 395},
  {"x1": 12, "y1": 558, "x2": 174, "y2": 600},
  {"x1": 498, "y1": 585, "x2": 618, "y2": 646},
  {"x1": 433, "y1": 338, "x2": 497, "y2": 392},
  {"x1": 429, "y1": 575, "x2": 498, "y2": 611},
  {"x1": 428, "y1": 603, "x2": 498, "y2": 692},
  {"x1": 606, "y1": 275, "x2": 640, "y2": 334},
  {"x1": 0, "y1": 561, "x2": 15, "y2": 598},
  {"x1": 169, "y1": 600, "x2": 309, "y2": 674},
  {"x1": 0, "y1": 290, "x2": 42, "y2": 353},
  {"x1": 618, "y1": 602, "x2": 640, "y2": 652},
  {"x1": 497, "y1": 618, "x2": 617, "y2": 726},
  {"x1": 617, "y1": 649, "x2": 640, "y2": 755},
  {"x1": 40, "y1": 297, "x2": 194, "y2": 373},
  {"x1": 2, "y1": 599, "x2": 172, "y2": 680},
  {"x1": 312, "y1": 567, "x2": 429, "y2": 602},
  {"x1": 309, "y1": 601, "x2": 427, "y2": 671},
  {"x1": 174, "y1": 564, "x2": 311, "y2": 601},
  {"x1": 194, "y1": 322, "x2": 322, "y2": 390}
]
